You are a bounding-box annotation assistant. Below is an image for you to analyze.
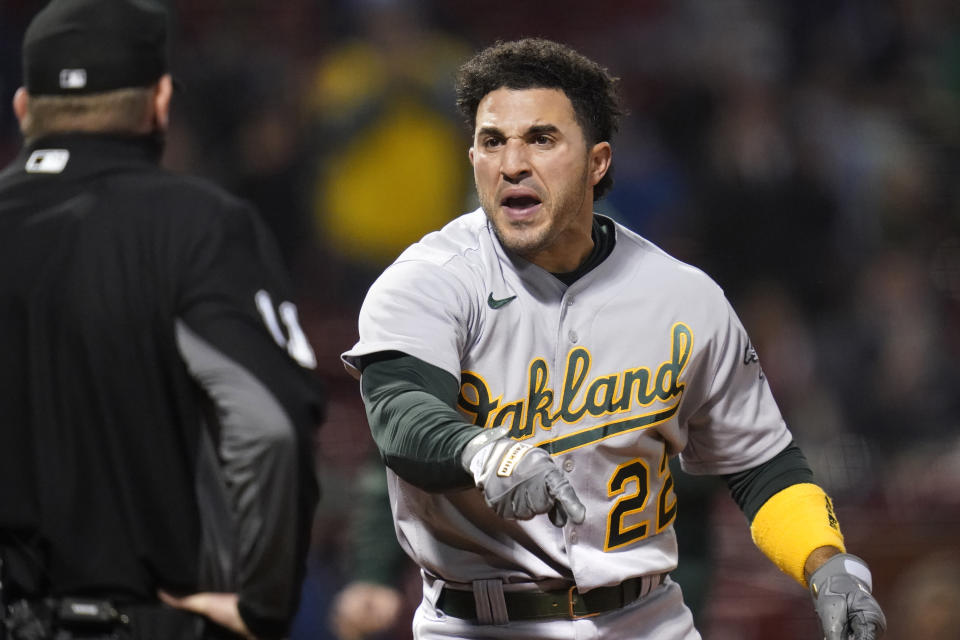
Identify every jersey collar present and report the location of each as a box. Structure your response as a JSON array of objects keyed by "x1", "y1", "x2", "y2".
[{"x1": 14, "y1": 132, "x2": 163, "y2": 181}]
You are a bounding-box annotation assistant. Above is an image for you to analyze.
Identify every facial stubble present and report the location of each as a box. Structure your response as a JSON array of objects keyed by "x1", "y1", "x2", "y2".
[{"x1": 479, "y1": 162, "x2": 592, "y2": 263}]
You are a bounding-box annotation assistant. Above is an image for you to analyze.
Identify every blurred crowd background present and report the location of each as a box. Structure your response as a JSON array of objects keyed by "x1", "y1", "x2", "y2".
[{"x1": 3, "y1": 0, "x2": 960, "y2": 638}]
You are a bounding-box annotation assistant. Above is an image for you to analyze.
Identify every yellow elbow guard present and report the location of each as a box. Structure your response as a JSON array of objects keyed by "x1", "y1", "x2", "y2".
[{"x1": 749, "y1": 483, "x2": 846, "y2": 586}]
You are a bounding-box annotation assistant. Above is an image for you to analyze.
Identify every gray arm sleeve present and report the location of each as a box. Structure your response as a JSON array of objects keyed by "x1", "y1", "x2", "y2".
[
  {"x1": 359, "y1": 353, "x2": 484, "y2": 491},
  {"x1": 175, "y1": 321, "x2": 301, "y2": 628}
]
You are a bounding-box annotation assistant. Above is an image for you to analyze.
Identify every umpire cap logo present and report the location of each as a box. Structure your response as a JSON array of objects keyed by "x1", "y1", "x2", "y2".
[{"x1": 59, "y1": 68, "x2": 87, "y2": 90}]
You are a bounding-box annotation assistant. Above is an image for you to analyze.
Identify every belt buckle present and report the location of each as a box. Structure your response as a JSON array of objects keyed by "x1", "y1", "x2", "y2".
[{"x1": 566, "y1": 585, "x2": 599, "y2": 620}]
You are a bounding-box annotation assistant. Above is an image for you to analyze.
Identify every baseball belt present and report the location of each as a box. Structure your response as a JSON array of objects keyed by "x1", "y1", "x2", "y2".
[{"x1": 436, "y1": 572, "x2": 668, "y2": 622}]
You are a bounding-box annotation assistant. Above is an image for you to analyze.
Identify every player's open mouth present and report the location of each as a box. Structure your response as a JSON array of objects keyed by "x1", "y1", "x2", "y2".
[{"x1": 501, "y1": 195, "x2": 542, "y2": 216}]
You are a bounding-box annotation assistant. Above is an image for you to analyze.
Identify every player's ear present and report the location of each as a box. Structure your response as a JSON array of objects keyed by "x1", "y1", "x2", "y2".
[
  {"x1": 468, "y1": 146, "x2": 476, "y2": 166},
  {"x1": 588, "y1": 141, "x2": 612, "y2": 188}
]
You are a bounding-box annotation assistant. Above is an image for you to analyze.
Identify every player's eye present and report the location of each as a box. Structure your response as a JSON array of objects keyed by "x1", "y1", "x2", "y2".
[
  {"x1": 482, "y1": 137, "x2": 504, "y2": 149},
  {"x1": 529, "y1": 133, "x2": 557, "y2": 148}
]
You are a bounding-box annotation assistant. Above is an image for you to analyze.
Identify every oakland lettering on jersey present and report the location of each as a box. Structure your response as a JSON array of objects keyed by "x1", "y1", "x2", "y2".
[{"x1": 459, "y1": 323, "x2": 693, "y2": 445}]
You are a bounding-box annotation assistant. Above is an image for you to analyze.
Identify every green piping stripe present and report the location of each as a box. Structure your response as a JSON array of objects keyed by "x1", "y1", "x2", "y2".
[{"x1": 537, "y1": 403, "x2": 679, "y2": 455}]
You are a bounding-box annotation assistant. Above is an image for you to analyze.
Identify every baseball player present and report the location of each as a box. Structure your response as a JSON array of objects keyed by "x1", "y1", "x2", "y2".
[{"x1": 342, "y1": 38, "x2": 885, "y2": 639}]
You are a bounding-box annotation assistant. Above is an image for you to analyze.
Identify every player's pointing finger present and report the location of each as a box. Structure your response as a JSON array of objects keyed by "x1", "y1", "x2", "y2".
[{"x1": 545, "y1": 469, "x2": 586, "y2": 525}]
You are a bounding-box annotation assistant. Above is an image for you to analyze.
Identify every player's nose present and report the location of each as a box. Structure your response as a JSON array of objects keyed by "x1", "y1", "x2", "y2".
[{"x1": 500, "y1": 139, "x2": 531, "y2": 183}]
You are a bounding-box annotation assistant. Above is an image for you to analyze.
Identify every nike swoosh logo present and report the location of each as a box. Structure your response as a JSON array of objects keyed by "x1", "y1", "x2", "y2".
[{"x1": 487, "y1": 293, "x2": 517, "y2": 309}]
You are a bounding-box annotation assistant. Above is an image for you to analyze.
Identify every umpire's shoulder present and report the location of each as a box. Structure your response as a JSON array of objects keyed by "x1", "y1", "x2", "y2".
[
  {"x1": 129, "y1": 169, "x2": 254, "y2": 219},
  {"x1": 104, "y1": 169, "x2": 273, "y2": 265}
]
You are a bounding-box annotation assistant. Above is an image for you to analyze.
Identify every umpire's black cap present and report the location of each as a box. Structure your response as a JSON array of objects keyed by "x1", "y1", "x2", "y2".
[{"x1": 23, "y1": 0, "x2": 171, "y2": 96}]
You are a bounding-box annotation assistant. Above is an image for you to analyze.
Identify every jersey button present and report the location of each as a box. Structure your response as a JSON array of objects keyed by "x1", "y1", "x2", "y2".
[
  {"x1": 563, "y1": 459, "x2": 575, "y2": 472},
  {"x1": 568, "y1": 330, "x2": 578, "y2": 343}
]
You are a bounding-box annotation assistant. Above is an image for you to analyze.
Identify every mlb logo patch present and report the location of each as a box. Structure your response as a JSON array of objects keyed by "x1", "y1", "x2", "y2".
[
  {"x1": 26, "y1": 149, "x2": 70, "y2": 174},
  {"x1": 59, "y1": 68, "x2": 88, "y2": 90}
]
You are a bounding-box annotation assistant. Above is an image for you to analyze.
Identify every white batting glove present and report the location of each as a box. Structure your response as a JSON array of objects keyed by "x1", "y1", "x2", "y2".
[
  {"x1": 809, "y1": 553, "x2": 886, "y2": 640},
  {"x1": 462, "y1": 428, "x2": 586, "y2": 527}
]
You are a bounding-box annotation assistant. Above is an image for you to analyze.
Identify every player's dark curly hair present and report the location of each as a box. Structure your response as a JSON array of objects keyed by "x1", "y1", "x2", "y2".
[{"x1": 455, "y1": 38, "x2": 625, "y2": 201}]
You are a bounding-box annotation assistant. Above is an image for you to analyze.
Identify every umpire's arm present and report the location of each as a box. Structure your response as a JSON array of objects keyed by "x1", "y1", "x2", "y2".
[{"x1": 167, "y1": 201, "x2": 323, "y2": 639}]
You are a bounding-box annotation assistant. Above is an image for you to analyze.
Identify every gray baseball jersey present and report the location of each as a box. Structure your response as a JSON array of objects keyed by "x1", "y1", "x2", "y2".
[{"x1": 342, "y1": 208, "x2": 791, "y2": 591}]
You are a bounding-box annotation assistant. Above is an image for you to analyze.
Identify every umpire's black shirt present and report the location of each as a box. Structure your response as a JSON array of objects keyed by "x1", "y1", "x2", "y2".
[{"x1": 0, "y1": 133, "x2": 323, "y2": 638}]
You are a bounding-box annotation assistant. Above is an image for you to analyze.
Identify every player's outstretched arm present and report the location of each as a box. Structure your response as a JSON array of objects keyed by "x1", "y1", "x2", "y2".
[
  {"x1": 806, "y1": 550, "x2": 886, "y2": 640},
  {"x1": 360, "y1": 353, "x2": 497, "y2": 491},
  {"x1": 461, "y1": 428, "x2": 586, "y2": 527},
  {"x1": 360, "y1": 352, "x2": 585, "y2": 524}
]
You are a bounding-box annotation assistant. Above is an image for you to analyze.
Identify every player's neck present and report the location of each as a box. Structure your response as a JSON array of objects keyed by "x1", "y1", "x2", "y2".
[{"x1": 550, "y1": 216, "x2": 611, "y2": 285}]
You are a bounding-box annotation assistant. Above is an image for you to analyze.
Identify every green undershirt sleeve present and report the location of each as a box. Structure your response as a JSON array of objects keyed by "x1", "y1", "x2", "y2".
[
  {"x1": 723, "y1": 441, "x2": 814, "y2": 523},
  {"x1": 359, "y1": 352, "x2": 484, "y2": 492}
]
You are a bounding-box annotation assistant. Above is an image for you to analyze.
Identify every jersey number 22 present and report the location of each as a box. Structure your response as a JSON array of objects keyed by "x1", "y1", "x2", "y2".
[{"x1": 605, "y1": 445, "x2": 678, "y2": 551}]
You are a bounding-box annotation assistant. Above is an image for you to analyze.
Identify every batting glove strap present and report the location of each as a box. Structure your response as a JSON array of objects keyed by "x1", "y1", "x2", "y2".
[
  {"x1": 460, "y1": 426, "x2": 511, "y2": 473},
  {"x1": 809, "y1": 553, "x2": 887, "y2": 640}
]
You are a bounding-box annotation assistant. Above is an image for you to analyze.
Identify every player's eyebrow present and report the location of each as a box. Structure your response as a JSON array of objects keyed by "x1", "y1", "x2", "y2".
[
  {"x1": 475, "y1": 124, "x2": 561, "y2": 138},
  {"x1": 526, "y1": 124, "x2": 559, "y2": 137},
  {"x1": 476, "y1": 125, "x2": 504, "y2": 139}
]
